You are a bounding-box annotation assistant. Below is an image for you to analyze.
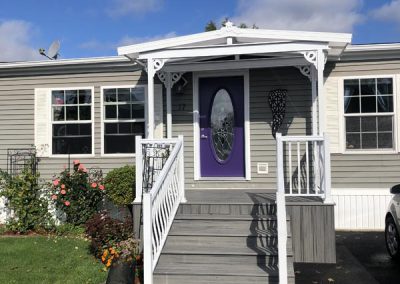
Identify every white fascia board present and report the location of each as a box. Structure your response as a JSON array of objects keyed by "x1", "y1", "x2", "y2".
[
  {"x1": 117, "y1": 26, "x2": 351, "y2": 56},
  {"x1": 138, "y1": 42, "x2": 329, "y2": 60},
  {"x1": 163, "y1": 57, "x2": 308, "y2": 72},
  {"x1": 0, "y1": 56, "x2": 130, "y2": 69},
  {"x1": 345, "y1": 43, "x2": 400, "y2": 52}
]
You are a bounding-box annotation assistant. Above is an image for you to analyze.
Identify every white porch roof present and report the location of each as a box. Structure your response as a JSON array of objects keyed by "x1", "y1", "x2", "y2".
[{"x1": 117, "y1": 23, "x2": 352, "y2": 61}]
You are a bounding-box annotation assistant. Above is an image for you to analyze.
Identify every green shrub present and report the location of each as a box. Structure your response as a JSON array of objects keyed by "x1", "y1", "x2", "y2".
[
  {"x1": 50, "y1": 160, "x2": 104, "y2": 226},
  {"x1": 0, "y1": 169, "x2": 53, "y2": 233},
  {"x1": 104, "y1": 165, "x2": 135, "y2": 208}
]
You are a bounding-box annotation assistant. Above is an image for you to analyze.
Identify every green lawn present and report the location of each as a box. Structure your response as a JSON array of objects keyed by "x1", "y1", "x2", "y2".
[{"x1": 0, "y1": 236, "x2": 107, "y2": 284}]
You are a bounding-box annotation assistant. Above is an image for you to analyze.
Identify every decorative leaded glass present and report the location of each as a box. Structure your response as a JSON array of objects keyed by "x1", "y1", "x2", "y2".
[{"x1": 210, "y1": 89, "x2": 234, "y2": 161}]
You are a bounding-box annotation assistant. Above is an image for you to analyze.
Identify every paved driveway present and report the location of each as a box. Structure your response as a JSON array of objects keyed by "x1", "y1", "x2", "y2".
[{"x1": 294, "y1": 232, "x2": 400, "y2": 284}]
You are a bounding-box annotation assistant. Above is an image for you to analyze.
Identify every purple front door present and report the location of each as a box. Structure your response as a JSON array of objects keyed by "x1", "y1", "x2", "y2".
[{"x1": 199, "y1": 76, "x2": 245, "y2": 178}]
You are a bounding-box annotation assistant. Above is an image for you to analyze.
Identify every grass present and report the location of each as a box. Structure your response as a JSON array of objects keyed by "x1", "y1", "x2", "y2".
[{"x1": 0, "y1": 235, "x2": 107, "y2": 284}]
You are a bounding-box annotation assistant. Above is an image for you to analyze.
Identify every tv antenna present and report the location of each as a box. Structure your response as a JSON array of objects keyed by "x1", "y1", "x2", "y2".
[{"x1": 39, "y1": 40, "x2": 60, "y2": 60}]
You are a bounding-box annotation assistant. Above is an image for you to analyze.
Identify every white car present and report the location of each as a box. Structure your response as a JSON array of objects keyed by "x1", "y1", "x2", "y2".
[{"x1": 386, "y1": 184, "x2": 400, "y2": 260}]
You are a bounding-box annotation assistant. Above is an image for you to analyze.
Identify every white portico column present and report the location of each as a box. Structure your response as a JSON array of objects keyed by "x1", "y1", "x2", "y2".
[
  {"x1": 166, "y1": 72, "x2": 172, "y2": 138},
  {"x1": 316, "y1": 50, "x2": 326, "y2": 135},
  {"x1": 147, "y1": 58, "x2": 155, "y2": 139}
]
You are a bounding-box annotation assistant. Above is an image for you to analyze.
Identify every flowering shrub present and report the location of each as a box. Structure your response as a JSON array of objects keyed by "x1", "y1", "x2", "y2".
[
  {"x1": 0, "y1": 169, "x2": 53, "y2": 233},
  {"x1": 51, "y1": 160, "x2": 104, "y2": 226},
  {"x1": 85, "y1": 211, "x2": 133, "y2": 258},
  {"x1": 101, "y1": 238, "x2": 139, "y2": 269}
]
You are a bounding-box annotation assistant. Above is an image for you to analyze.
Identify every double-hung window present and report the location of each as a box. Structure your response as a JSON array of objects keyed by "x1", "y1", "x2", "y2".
[
  {"x1": 103, "y1": 87, "x2": 146, "y2": 154},
  {"x1": 51, "y1": 89, "x2": 93, "y2": 155},
  {"x1": 344, "y1": 77, "x2": 395, "y2": 151}
]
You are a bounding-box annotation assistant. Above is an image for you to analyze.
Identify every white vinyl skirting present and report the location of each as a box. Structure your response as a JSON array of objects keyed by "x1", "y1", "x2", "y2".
[{"x1": 332, "y1": 188, "x2": 393, "y2": 231}]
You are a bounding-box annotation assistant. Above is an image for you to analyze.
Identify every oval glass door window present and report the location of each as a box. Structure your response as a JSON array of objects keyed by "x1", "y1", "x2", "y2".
[{"x1": 210, "y1": 89, "x2": 235, "y2": 161}]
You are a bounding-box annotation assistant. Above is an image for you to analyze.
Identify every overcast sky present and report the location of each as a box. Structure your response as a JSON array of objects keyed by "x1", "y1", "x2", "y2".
[{"x1": 0, "y1": 0, "x2": 399, "y2": 61}]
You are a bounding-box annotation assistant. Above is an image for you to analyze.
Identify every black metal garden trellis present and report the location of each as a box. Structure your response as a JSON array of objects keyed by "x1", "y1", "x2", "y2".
[{"x1": 7, "y1": 148, "x2": 38, "y2": 177}]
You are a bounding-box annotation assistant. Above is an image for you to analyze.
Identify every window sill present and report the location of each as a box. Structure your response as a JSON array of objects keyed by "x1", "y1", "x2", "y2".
[
  {"x1": 49, "y1": 154, "x2": 95, "y2": 158},
  {"x1": 101, "y1": 153, "x2": 136, "y2": 158}
]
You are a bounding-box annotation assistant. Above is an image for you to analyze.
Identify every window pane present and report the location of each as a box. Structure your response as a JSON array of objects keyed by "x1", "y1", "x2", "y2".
[
  {"x1": 104, "y1": 89, "x2": 117, "y2": 102},
  {"x1": 378, "y1": 133, "x2": 393, "y2": 148},
  {"x1": 361, "y1": 96, "x2": 376, "y2": 113},
  {"x1": 79, "y1": 106, "x2": 91, "y2": 120},
  {"x1": 344, "y1": 79, "x2": 359, "y2": 96},
  {"x1": 105, "y1": 105, "x2": 117, "y2": 119},
  {"x1": 118, "y1": 88, "x2": 130, "y2": 102},
  {"x1": 80, "y1": 123, "x2": 91, "y2": 135},
  {"x1": 362, "y1": 133, "x2": 377, "y2": 149},
  {"x1": 346, "y1": 133, "x2": 360, "y2": 149},
  {"x1": 360, "y1": 79, "x2": 376, "y2": 95},
  {"x1": 132, "y1": 122, "x2": 145, "y2": 135},
  {"x1": 65, "y1": 90, "x2": 78, "y2": 104},
  {"x1": 104, "y1": 135, "x2": 135, "y2": 154},
  {"x1": 79, "y1": 90, "x2": 92, "y2": 104},
  {"x1": 131, "y1": 87, "x2": 145, "y2": 102},
  {"x1": 53, "y1": 106, "x2": 65, "y2": 121},
  {"x1": 131, "y1": 104, "x2": 145, "y2": 119},
  {"x1": 105, "y1": 123, "x2": 118, "y2": 134},
  {"x1": 361, "y1": 116, "x2": 376, "y2": 132},
  {"x1": 378, "y1": 116, "x2": 392, "y2": 132},
  {"x1": 65, "y1": 124, "x2": 79, "y2": 136},
  {"x1": 52, "y1": 91, "x2": 64, "y2": 105},
  {"x1": 377, "y1": 78, "x2": 393, "y2": 95},
  {"x1": 344, "y1": 96, "x2": 360, "y2": 113},
  {"x1": 377, "y1": 96, "x2": 393, "y2": 113},
  {"x1": 119, "y1": 122, "x2": 132, "y2": 133},
  {"x1": 66, "y1": 106, "x2": 78, "y2": 120},
  {"x1": 118, "y1": 104, "x2": 131, "y2": 119},
  {"x1": 53, "y1": 137, "x2": 92, "y2": 154},
  {"x1": 346, "y1": 117, "x2": 360, "y2": 132},
  {"x1": 53, "y1": 124, "x2": 66, "y2": 137}
]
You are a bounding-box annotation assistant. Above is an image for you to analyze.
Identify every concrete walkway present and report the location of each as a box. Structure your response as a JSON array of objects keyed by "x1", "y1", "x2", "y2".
[{"x1": 294, "y1": 232, "x2": 400, "y2": 284}]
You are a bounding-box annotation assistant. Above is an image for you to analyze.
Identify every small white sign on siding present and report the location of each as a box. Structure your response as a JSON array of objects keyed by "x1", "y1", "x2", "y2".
[{"x1": 34, "y1": 88, "x2": 51, "y2": 157}]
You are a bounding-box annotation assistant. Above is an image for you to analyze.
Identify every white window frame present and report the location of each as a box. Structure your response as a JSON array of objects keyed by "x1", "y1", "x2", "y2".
[
  {"x1": 339, "y1": 75, "x2": 398, "y2": 154},
  {"x1": 49, "y1": 86, "x2": 95, "y2": 158},
  {"x1": 100, "y1": 85, "x2": 148, "y2": 157}
]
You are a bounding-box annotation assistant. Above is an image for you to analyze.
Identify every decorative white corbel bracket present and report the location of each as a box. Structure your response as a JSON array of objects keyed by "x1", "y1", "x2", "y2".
[
  {"x1": 157, "y1": 71, "x2": 184, "y2": 88},
  {"x1": 295, "y1": 65, "x2": 312, "y2": 81},
  {"x1": 301, "y1": 51, "x2": 318, "y2": 69}
]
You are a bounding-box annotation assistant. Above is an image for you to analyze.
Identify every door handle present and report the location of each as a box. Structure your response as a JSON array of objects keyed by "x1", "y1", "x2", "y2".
[{"x1": 201, "y1": 134, "x2": 208, "y2": 139}]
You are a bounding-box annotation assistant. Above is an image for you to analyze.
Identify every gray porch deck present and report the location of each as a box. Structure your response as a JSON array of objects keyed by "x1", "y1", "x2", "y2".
[{"x1": 184, "y1": 188, "x2": 324, "y2": 205}]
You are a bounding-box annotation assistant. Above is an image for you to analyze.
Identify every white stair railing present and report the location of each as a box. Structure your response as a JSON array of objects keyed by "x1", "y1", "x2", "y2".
[
  {"x1": 136, "y1": 135, "x2": 185, "y2": 284},
  {"x1": 275, "y1": 132, "x2": 332, "y2": 283},
  {"x1": 277, "y1": 133, "x2": 332, "y2": 202}
]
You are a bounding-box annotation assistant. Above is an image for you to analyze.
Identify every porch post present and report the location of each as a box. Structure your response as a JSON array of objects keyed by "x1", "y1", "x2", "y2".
[
  {"x1": 316, "y1": 50, "x2": 325, "y2": 135},
  {"x1": 311, "y1": 67, "x2": 318, "y2": 136},
  {"x1": 147, "y1": 58, "x2": 155, "y2": 139},
  {"x1": 166, "y1": 72, "x2": 173, "y2": 138}
]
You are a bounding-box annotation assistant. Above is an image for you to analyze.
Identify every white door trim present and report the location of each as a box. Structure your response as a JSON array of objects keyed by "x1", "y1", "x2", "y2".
[{"x1": 193, "y1": 70, "x2": 251, "y2": 181}]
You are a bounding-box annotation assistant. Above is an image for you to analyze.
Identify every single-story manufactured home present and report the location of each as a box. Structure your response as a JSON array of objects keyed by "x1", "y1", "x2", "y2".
[{"x1": 0, "y1": 22, "x2": 399, "y2": 282}]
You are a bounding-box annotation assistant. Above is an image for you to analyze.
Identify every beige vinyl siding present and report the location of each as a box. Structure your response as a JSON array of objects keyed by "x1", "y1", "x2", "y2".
[
  {"x1": 325, "y1": 60, "x2": 400, "y2": 188},
  {"x1": 172, "y1": 67, "x2": 312, "y2": 190},
  {"x1": 0, "y1": 66, "x2": 148, "y2": 181}
]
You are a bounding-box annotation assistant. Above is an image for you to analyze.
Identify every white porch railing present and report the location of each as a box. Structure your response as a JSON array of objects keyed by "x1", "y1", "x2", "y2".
[
  {"x1": 135, "y1": 135, "x2": 185, "y2": 284},
  {"x1": 275, "y1": 132, "x2": 332, "y2": 283}
]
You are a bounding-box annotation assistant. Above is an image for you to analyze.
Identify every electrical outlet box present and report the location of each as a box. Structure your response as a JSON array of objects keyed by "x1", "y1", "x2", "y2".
[{"x1": 257, "y1": 163, "x2": 268, "y2": 174}]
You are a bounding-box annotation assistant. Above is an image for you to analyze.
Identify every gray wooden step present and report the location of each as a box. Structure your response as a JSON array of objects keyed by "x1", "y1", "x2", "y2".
[
  {"x1": 154, "y1": 255, "x2": 295, "y2": 283},
  {"x1": 178, "y1": 203, "x2": 276, "y2": 216},
  {"x1": 162, "y1": 235, "x2": 293, "y2": 256},
  {"x1": 175, "y1": 213, "x2": 289, "y2": 221},
  {"x1": 154, "y1": 274, "x2": 295, "y2": 284},
  {"x1": 168, "y1": 219, "x2": 291, "y2": 237}
]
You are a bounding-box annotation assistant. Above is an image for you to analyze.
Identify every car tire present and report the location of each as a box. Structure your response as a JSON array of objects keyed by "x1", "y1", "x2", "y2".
[{"x1": 385, "y1": 216, "x2": 400, "y2": 260}]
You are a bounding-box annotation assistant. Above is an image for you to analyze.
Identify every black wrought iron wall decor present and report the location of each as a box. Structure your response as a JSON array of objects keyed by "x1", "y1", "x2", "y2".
[
  {"x1": 7, "y1": 148, "x2": 38, "y2": 177},
  {"x1": 268, "y1": 89, "x2": 288, "y2": 138},
  {"x1": 141, "y1": 143, "x2": 172, "y2": 193}
]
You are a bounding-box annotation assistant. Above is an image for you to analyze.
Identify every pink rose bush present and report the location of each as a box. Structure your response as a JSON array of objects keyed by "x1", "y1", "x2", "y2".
[{"x1": 51, "y1": 161, "x2": 105, "y2": 225}]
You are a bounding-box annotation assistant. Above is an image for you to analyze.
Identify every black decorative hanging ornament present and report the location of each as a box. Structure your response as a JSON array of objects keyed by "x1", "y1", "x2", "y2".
[{"x1": 268, "y1": 89, "x2": 287, "y2": 138}]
